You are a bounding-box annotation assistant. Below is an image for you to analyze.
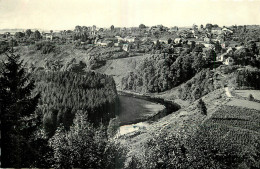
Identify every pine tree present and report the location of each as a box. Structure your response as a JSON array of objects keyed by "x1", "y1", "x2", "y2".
[{"x1": 0, "y1": 50, "x2": 40, "y2": 167}]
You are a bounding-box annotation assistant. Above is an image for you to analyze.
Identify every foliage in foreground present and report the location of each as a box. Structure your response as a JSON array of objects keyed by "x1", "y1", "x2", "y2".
[
  {"x1": 32, "y1": 70, "x2": 119, "y2": 137},
  {"x1": 0, "y1": 51, "x2": 41, "y2": 167},
  {"x1": 49, "y1": 112, "x2": 126, "y2": 168}
]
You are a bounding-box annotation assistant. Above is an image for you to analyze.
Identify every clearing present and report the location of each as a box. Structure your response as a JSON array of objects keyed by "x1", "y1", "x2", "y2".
[{"x1": 96, "y1": 54, "x2": 148, "y2": 88}]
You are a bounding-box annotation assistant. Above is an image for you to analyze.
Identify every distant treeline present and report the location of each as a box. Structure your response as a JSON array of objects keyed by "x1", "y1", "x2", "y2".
[{"x1": 33, "y1": 70, "x2": 119, "y2": 137}]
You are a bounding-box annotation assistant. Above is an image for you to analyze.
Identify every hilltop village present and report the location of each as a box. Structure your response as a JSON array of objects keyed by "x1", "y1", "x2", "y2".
[{"x1": 1, "y1": 24, "x2": 260, "y2": 68}]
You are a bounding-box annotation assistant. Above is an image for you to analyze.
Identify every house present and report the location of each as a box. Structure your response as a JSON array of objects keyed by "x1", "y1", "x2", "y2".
[
  {"x1": 114, "y1": 41, "x2": 123, "y2": 47},
  {"x1": 222, "y1": 27, "x2": 233, "y2": 34},
  {"x1": 211, "y1": 27, "x2": 222, "y2": 35},
  {"x1": 159, "y1": 37, "x2": 169, "y2": 44},
  {"x1": 224, "y1": 57, "x2": 234, "y2": 65},
  {"x1": 174, "y1": 38, "x2": 182, "y2": 44},
  {"x1": 44, "y1": 33, "x2": 53, "y2": 41},
  {"x1": 235, "y1": 46, "x2": 243, "y2": 50},
  {"x1": 96, "y1": 39, "x2": 114, "y2": 47},
  {"x1": 115, "y1": 36, "x2": 124, "y2": 42},
  {"x1": 124, "y1": 36, "x2": 137, "y2": 43},
  {"x1": 204, "y1": 37, "x2": 211, "y2": 42},
  {"x1": 122, "y1": 44, "x2": 130, "y2": 51},
  {"x1": 217, "y1": 54, "x2": 228, "y2": 62},
  {"x1": 203, "y1": 43, "x2": 214, "y2": 49}
]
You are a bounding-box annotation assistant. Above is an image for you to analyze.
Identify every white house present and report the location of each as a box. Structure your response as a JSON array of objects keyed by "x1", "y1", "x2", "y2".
[
  {"x1": 115, "y1": 36, "x2": 124, "y2": 42},
  {"x1": 159, "y1": 38, "x2": 169, "y2": 44},
  {"x1": 222, "y1": 28, "x2": 233, "y2": 34},
  {"x1": 204, "y1": 43, "x2": 215, "y2": 49},
  {"x1": 124, "y1": 36, "x2": 136, "y2": 43},
  {"x1": 224, "y1": 57, "x2": 234, "y2": 65},
  {"x1": 174, "y1": 38, "x2": 182, "y2": 44},
  {"x1": 122, "y1": 44, "x2": 130, "y2": 51},
  {"x1": 217, "y1": 54, "x2": 227, "y2": 62},
  {"x1": 45, "y1": 33, "x2": 53, "y2": 40}
]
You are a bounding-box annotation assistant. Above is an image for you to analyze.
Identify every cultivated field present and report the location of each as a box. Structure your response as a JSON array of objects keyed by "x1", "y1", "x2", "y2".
[
  {"x1": 234, "y1": 90, "x2": 260, "y2": 100},
  {"x1": 227, "y1": 99, "x2": 260, "y2": 110}
]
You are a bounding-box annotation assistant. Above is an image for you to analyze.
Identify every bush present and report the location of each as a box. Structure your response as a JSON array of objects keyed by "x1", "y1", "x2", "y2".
[
  {"x1": 248, "y1": 94, "x2": 254, "y2": 101},
  {"x1": 107, "y1": 116, "x2": 120, "y2": 138},
  {"x1": 141, "y1": 132, "x2": 189, "y2": 168},
  {"x1": 197, "y1": 99, "x2": 207, "y2": 115},
  {"x1": 35, "y1": 41, "x2": 55, "y2": 54}
]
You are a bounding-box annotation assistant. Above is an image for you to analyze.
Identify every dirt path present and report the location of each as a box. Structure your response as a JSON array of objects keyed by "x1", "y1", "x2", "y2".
[{"x1": 225, "y1": 87, "x2": 232, "y2": 97}]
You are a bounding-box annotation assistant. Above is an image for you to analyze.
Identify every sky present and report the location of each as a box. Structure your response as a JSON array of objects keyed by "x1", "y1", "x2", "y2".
[{"x1": 0, "y1": 0, "x2": 260, "y2": 30}]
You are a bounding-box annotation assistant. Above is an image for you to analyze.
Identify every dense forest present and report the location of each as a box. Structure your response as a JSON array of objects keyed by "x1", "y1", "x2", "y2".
[
  {"x1": 121, "y1": 45, "x2": 217, "y2": 93},
  {"x1": 32, "y1": 70, "x2": 119, "y2": 137}
]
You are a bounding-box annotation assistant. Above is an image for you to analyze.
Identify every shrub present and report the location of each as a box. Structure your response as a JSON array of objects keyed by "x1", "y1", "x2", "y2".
[
  {"x1": 142, "y1": 132, "x2": 189, "y2": 168},
  {"x1": 248, "y1": 94, "x2": 254, "y2": 101},
  {"x1": 35, "y1": 41, "x2": 55, "y2": 54},
  {"x1": 107, "y1": 116, "x2": 120, "y2": 138},
  {"x1": 197, "y1": 99, "x2": 207, "y2": 115}
]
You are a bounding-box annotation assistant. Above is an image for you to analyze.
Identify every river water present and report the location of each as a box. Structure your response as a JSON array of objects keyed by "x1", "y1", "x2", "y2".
[{"x1": 117, "y1": 92, "x2": 181, "y2": 136}]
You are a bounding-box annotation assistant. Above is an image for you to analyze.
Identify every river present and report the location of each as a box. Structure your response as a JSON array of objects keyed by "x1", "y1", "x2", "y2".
[{"x1": 118, "y1": 91, "x2": 181, "y2": 136}]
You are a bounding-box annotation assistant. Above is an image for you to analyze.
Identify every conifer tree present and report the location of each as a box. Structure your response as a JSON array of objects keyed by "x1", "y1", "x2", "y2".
[{"x1": 0, "y1": 50, "x2": 40, "y2": 167}]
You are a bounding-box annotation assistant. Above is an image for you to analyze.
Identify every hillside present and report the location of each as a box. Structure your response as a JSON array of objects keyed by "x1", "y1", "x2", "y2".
[
  {"x1": 96, "y1": 54, "x2": 148, "y2": 88},
  {"x1": 117, "y1": 87, "x2": 260, "y2": 168},
  {"x1": 10, "y1": 44, "x2": 130, "y2": 73}
]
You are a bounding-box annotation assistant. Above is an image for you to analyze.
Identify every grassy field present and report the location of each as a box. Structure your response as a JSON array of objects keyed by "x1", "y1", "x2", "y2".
[
  {"x1": 235, "y1": 90, "x2": 260, "y2": 100},
  {"x1": 227, "y1": 98, "x2": 260, "y2": 110},
  {"x1": 96, "y1": 54, "x2": 148, "y2": 88}
]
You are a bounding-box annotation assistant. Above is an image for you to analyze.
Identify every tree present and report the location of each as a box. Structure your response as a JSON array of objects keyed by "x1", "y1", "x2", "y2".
[
  {"x1": 74, "y1": 25, "x2": 82, "y2": 32},
  {"x1": 49, "y1": 111, "x2": 123, "y2": 168},
  {"x1": 167, "y1": 38, "x2": 173, "y2": 44},
  {"x1": 33, "y1": 30, "x2": 41, "y2": 40},
  {"x1": 139, "y1": 24, "x2": 146, "y2": 29},
  {"x1": 142, "y1": 131, "x2": 189, "y2": 168},
  {"x1": 25, "y1": 29, "x2": 32, "y2": 37},
  {"x1": 193, "y1": 44, "x2": 203, "y2": 53},
  {"x1": 110, "y1": 25, "x2": 115, "y2": 31},
  {"x1": 248, "y1": 94, "x2": 254, "y2": 101},
  {"x1": 192, "y1": 24, "x2": 198, "y2": 30},
  {"x1": 206, "y1": 23, "x2": 213, "y2": 31},
  {"x1": 206, "y1": 49, "x2": 217, "y2": 62},
  {"x1": 192, "y1": 53, "x2": 206, "y2": 72},
  {"x1": 82, "y1": 26, "x2": 88, "y2": 32},
  {"x1": 107, "y1": 116, "x2": 120, "y2": 138},
  {"x1": 14, "y1": 32, "x2": 25, "y2": 39},
  {"x1": 0, "y1": 51, "x2": 41, "y2": 167},
  {"x1": 197, "y1": 99, "x2": 207, "y2": 115},
  {"x1": 214, "y1": 41, "x2": 222, "y2": 54}
]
